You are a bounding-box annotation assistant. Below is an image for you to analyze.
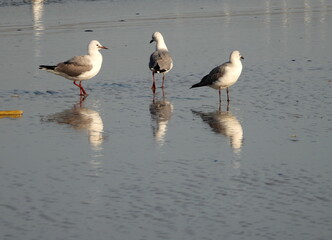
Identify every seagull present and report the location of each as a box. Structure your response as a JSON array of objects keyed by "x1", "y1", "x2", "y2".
[
  {"x1": 149, "y1": 32, "x2": 173, "y2": 92},
  {"x1": 39, "y1": 40, "x2": 108, "y2": 96},
  {"x1": 191, "y1": 50, "x2": 243, "y2": 103}
]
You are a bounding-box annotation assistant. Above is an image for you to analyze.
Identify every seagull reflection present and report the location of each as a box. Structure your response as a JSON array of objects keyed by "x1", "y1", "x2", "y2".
[
  {"x1": 192, "y1": 108, "x2": 243, "y2": 153},
  {"x1": 43, "y1": 97, "x2": 104, "y2": 150},
  {"x1": 149, "y1": 92, "x2": 173, "y2": 146}
]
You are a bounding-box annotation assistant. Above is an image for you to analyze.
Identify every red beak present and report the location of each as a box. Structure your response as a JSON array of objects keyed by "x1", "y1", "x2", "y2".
[{"x1": 99, "y1": 45, "x2": 108, "y2": 50}]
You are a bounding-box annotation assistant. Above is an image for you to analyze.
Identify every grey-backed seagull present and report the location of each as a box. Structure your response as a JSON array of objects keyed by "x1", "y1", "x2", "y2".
[
  {"x1": 149, "y1": 32, "x2": 173, "y2": 92},
  {"x1": 191, "y1": 50, "x2": 243, "y2": 103},
  {"x1": 39, "y1": 40, "x2": 108, "y2": 96}
]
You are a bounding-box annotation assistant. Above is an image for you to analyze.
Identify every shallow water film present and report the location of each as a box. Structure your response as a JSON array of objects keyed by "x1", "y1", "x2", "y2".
[{"x1": 0, "y1": 0, "x2": 331, "y2": 240}]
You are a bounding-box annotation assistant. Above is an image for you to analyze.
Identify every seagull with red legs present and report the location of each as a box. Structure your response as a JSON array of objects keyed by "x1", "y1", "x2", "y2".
[
  {"x1": 149, "y1": 32, "x2": 173, "y2": 93},
  {"x1": 39, "y1": 40, "x2": 108, "y2": 96}
]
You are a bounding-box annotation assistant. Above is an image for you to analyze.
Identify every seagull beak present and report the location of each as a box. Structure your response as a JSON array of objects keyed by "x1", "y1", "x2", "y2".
[
  {"x1": 99, "y1": 45, "x2": 108, "y2": 50},
  {"x1": 149, "y1": 39, "x2": 154, "y2": 44},
  {"x1": 241, "y1": 56, "x2": 244, "y2": 59}
]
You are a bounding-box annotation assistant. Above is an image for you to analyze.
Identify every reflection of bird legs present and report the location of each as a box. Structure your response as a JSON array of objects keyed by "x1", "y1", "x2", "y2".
[
  {"x1": 74, "y1": 95, "x2": 87, "y2": 108},
  {"x1": 226, "y1": 88, "x2": 230, "y2": 103},
  {"x1": 152, "y1": 88, "x2": 166, "y2": 104},
  {"x1": 79, "y1": 95, "x2": 87, "y2": 107},
  {"x1": 162, "y1": 88, "x2": 165, "y2": 99},
  {"x1": 219, "y1": 100, "x2": 230, "y2": 112},
  {"x1": 152, "y1": 90, "x2": 156, "y2": 104},
  {"x1": 151, "y1": 72, "x2": 156, "y2": 94}
]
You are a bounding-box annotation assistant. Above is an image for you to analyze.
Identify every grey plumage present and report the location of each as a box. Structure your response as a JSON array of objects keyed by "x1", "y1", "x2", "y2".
[
  {"x1": 191, "y1": 50, "x2": 243, "y2": 103},
  {"x1": 149, "y1": 50, "x2": 173, "y2": 74},
  {"x1": 149, "y1": 32, "x2": 173, "y2": 91},
  {"x1": 39, "y1": 40, "x2": 107, "y2": 96},
  {"x1": 191, "y1": 63, "x2": 228, "y2": 88},
  {"x1": 40, "y1": 56, "x2": 93, "y2": 78}
]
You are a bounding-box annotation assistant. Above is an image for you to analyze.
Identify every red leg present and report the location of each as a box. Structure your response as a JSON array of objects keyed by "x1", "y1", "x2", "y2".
[
  {"x1": 79, "y1": 81, "x2": 88, "y2": 96},
  {"x1": 73, "y1": 81, "x2": 88, "y2": 96},
  {"x1": 73, "y1": 80, "x2": 82, "y2": 95}
]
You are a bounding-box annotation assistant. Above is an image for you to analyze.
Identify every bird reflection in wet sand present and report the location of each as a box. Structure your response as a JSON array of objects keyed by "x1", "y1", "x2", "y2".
[
  {"x1": 192, "y1": 108, "x2": 243, "y2": 153},
  {"x1": 150, "y1": 91, "x2": 173, "y2": 146},
  {"x1": 43, "y1": 96, "x2": 104, "y2": 150}
]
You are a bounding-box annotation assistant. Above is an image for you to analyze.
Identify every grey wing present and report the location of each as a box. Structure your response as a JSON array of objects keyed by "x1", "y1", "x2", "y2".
[
  {"x1": 55, "y1": 56, "x2": 93, "y2": 77},
  {"x1": 149, "y1": 50, "x2": 173, "y2": 72},
  {"x1": 199, "y1": 62, "x2": 229, "y2": 86},
  {"x1": 206, "y1": 62, "x2": 229, "y2": 82}
]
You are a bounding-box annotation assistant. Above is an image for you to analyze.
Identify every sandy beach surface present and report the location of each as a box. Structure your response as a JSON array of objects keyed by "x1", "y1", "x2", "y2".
[{"x1": 0, "y1": 0, "x2": 332, "y2": 240}]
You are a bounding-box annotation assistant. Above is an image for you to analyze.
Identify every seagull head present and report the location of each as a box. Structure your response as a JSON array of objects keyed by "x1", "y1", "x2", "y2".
[
  {"x1": 150, "y1": 32, "x2": 164, "y2": 44},
  {"x1": 89, "y1": 40, "x2": 108, "y2": 52},
  {"x1": 230, "y1": 50, "x2": 244, "y2": 62}
]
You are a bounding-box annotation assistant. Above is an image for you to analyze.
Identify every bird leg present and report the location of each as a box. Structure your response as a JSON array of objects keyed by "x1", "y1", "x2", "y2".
[
  {"x1": 226, "y1": 88, "x2": 230, "y2": 103},
  {"x1": 79, "y1": 82, "x2": 88, "y2": 96},
  {"x1": 73, "y1": 80, "x2": 81, "y2": 94},
  {"x1": 219, "y1": 87, "x2": 222, "y2": 104},
  {"x1": 151, "y1": 72, "x2": 156, "y2": 93},
  {"x1": 74, "y1": 80, "x2": 88, "y2": 96},
  {"x1": 161, "y1": 73, "x2": 165, "y2": 89}
]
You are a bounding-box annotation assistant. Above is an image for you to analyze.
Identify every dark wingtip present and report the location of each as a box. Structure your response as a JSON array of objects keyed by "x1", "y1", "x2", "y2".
[
  {"x1": 39, "y1": 65, "x2": 55, "y2": 70},
  {"x1": 190, "y1": 83, "x2": 201, "y2": 89}
]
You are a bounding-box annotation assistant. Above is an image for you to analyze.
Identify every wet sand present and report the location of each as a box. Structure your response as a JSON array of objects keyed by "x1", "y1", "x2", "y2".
[{"x1": 0, "y1": 1, "x2": 332, "y2": 240}]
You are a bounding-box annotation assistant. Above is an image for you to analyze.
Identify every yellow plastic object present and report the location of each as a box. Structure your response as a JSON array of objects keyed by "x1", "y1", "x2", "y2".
[{"x1": 0, "y1": 110, "x2": 23, "y2": 119}]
